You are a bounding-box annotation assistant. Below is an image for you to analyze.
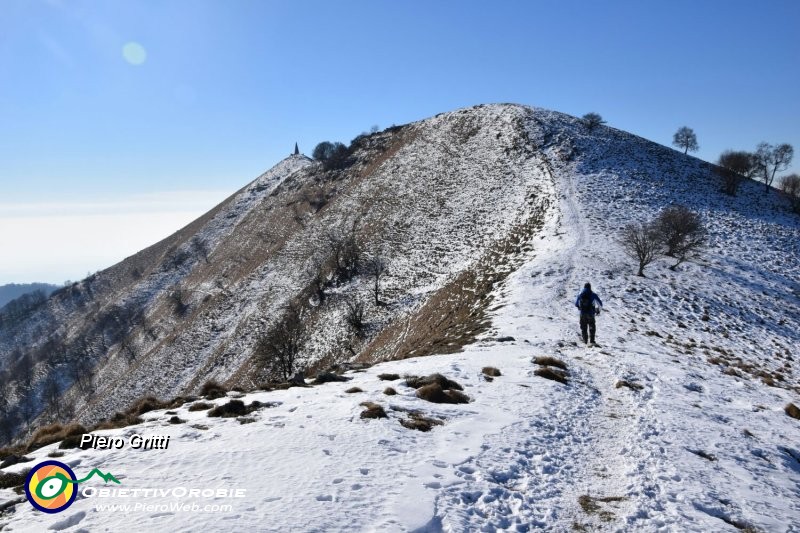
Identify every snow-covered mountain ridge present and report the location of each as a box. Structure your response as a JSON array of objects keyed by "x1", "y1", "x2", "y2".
[{"x1": 1, "y1": 103, "x2": 798, "y2": 531}]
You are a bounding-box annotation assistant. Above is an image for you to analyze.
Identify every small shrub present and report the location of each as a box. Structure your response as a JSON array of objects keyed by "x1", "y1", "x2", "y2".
[
  {"x1": 383, "y1": 387, "x2": 397, "y2": 396},
  {"x1": 359, "y1": 402, "x2": 388, "y2": 419},
  {"x1": 533, "y1": 356, "x2": 567, "y2": 370},
  {"x1": 168, "y1": 416, "x2": 185, "y2": 424},
  {"x1": 416, "y1": 383, "x2": 470, "y2": 404},
  {"x1": 345, "y1": 387, "x2": 363, "y2": 394},
  {"x1": 188, "y1": 401, "x2": 214, "y2": 412},
  {"x1": 47, "y1": 450, "x2": 65, "y2": 458},
  {"x1": 481, "y1": 367, "x2": 501, "y2": 377},
  {"x1": 534, "y1": 367, "x2": 569, "y2": 384},
  {"x1": 786, "y1": 403, "x2": 800, "y2": 420},
  {"x1": 238, "y1": 417, "x2": 256, "y2": 425},
  {"x1": 405, "y1": 374, "x2": 463, "y2": 391},
  {"x1": 378, "y1": 373, "x2": 401, "y2": 381},
  {"x1": 200, "y1": 380, "x2": 228, "y2": 400}
]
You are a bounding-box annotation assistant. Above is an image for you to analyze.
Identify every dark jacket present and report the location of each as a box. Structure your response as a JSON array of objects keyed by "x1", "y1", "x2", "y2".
[{"x1": 575, "y1": 289, "x2": 602, "y2": 316}]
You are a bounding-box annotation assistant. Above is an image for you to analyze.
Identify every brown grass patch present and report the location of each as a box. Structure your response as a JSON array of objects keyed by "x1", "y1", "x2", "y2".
[
  {"x1": 785, "y1": 403, "x2": 800, "y2": 420},
  {"x1": 533, "y1": 356, "x2": 567, "y2": 370},
  {"x1": 208, "y1": 400, "x2": 272, "y2": 418},
  {"x1": 168, "y1": 416, "x2": 185, "y2": 424},
  {"x1": 188, "y1": 401, "x2": 215, "y2": 412},
  {"x1": 416, "y1": 383, "x2": 470, "y2": 404},
  {"x1": 378, "y1": 373, "x2": 401, "y2": 381},
  {"x1": 0, "y1": 455, "x2": 32, "y2": 469},
  {"x1": 359, "y1": 402, "x2": 388, "y2": 419},
  {"x1": 47, "y1": 450, "x2": 65, "y2": 458},
  {"x1": 383, "y1": 387, "x2": 397, "y2": 395},
  {"x1": 313, "y1": 372, "x2": 351, "y2": 384},
  {"x1": 482, "y1": 367, "x2": 501, "y2": 377},
  {"x1": 615, "y1": 380, "x2": 643, "y2": 391},
  {"x1": 0, "y1": 469, "x2": 29, "y2": 490},
  {"x1": 345, "y1": 387, "x2": 364, "y2": 393},
  {"x1": 200, "y1": 380, "x2": 228, "y2": 400},
  {"x1": 405, "y1": 374, "x2": 463, "y2": 391},
  {"x1": 578, "y1": 495, "x2": 626, "y2": 522},
  {"x1": 534, "y1": 367, "x2": 569, "y2": 384},
  {"x1": 93, "y1": 412, "x2": 144, "y2": 431},
  {"x1": 26, "y1": 423, "x2": 88, "y2": 452}
]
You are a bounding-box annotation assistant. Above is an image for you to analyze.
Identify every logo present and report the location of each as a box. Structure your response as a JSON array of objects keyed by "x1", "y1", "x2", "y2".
[{"x1": 25, "y1": 461, "x2": 120, "y2": 513}]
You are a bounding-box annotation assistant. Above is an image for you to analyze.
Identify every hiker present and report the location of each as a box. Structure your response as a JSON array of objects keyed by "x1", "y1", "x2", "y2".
[{"x1": 575, "y1": 282, "x2": 603, "y2": 345}]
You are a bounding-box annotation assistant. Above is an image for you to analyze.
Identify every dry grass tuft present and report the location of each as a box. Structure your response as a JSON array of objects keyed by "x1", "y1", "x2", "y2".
[
  {"x1": 405, "y1": 373, "x2": 464, "y2": 391},
  {"x1": 383, "y1": 387, "x2": 397, "y2": 395},
  {"x1": 533, "y1": 356, "x2": 567, "y2": 370},
  {"x1": 378, "y1": 373, "x2": 401, "y2": 381},
  {"x1": 27, "y1": 423, "x2": 88, "y2": 452},
  {"x1": 400, "y1": 412, "x2": 444, "y2": 432},
  {"x1": 0, "y1": 455, "x2": 32, "y2": 469},
  {"x1": 188, "y1": 401, "x2": 215, "y2": 412},
  {"x1": 345, "y1": 387, "x2": 364, "y2": 393},
  {"x1": 534, "y1": 367, "x2": 569, "y2": 384},
  {"x1": 0, "y1": 469, "x2": 29, "y2": 490},
  {"x1": 94, "y1": 412, "x2": 144, "y2": 431},
  {"x1": 168, "y1": 416, "x2": 185, "y2": 424},
  {"x1": 207, "y1": 399, "x2": 272, "y2": 418},
  {"x1": 785, "y1": 403, "x2": 800, "y2": 420},
  {"x1": 416, "y1": 383, "x2": 470, "y2": 404},
  {"x1": 313, "y1": 372, "x2": 351, "y2": 384},
  {"x1": 359, "y1": 402, "x2": 388, "y2": 419},
  {"x1": 482, "y1": 367, "x2": 501, "y2": 377},
  {"x1": 200, "y1": 380, "x2": 228, "y2": 400}
]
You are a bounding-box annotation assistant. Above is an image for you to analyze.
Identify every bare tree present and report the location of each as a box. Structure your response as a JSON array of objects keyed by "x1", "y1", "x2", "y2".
[
  {"x1": 754, "y1": 142, "x2": 794, "y2": 194},
  {"x1": 326, "y1": 228, "x2": 360, "y2": 283},
  {"x1": 43, "y1": 373, "x2": 63, "y2": 417},
  {"x1": 620, "y1": 222, "x2": 662, "y2": 277},
  {"x1": 364, "y1": 256, "x2": 387, "y2": 306},
  {"x1": 716, "y1": 150, "x2": 757, "y2": 196},
  {"x1": 673, "y1": 127, "x2": 699, "y2": 155},
  {"x1": 255, "y1": 304, "x2": 306, "y2": 382},
  {"x1": 654, "y1": 206, "x2": 707, "y2": 270},
  {"x1": 344, "y1": 297, "x2": 365, "y2": 336},
  {"x1": 781, "y1": 174, "x2": 800, "y2": 213}
]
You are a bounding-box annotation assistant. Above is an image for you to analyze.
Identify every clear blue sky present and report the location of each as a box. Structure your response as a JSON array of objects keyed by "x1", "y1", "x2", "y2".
[{"x1": 1, "y1": 0, "x2": 798, "y2": 283}]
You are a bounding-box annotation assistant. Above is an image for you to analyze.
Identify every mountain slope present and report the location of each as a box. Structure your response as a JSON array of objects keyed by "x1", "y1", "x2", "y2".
[{"x1": 1, "y1": 103, "x2": 799, "y2": 531}]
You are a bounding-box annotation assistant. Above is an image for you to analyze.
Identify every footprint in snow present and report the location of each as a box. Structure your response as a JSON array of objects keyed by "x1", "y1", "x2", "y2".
[
  {"x1": 332, "y1": 478, "x2": 344, "y2": 484},
  {"x1": 359, "y1": 468, "x2": 369, "y2": 475},
  {"x1": 316, "y1": 495, "x2": 333, "y2": 502}
]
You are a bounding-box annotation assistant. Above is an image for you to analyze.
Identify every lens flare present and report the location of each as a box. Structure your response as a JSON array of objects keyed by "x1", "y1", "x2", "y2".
[{"x1": 122, "y1": 42, "x2": 147, "y2": 65}]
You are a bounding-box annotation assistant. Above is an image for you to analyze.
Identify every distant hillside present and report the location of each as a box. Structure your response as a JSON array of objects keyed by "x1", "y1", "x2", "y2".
[{"x1": 0, "y1": 283, "x2": 58, "y2": 308}]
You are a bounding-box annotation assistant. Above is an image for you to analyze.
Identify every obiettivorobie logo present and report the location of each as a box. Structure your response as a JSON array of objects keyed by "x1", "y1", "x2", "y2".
[{"x1": 25, "y1": 460, "x2": 120, "y2": 513}]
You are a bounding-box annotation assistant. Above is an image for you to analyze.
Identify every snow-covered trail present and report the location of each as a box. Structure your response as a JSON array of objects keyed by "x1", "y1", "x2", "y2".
[{"x1": 428, "y1": 152, "x2": 652, "y2": 530}]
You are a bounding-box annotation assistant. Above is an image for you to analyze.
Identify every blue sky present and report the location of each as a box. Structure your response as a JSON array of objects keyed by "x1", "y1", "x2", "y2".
[{"x1": 1, "y1": 0, "x2": 798, "y2": 283}]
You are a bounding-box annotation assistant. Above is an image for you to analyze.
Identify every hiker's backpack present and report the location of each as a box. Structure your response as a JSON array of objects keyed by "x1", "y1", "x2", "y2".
[{"x1": 579, "y1": 291, "x2": 594, "y2": 313}]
